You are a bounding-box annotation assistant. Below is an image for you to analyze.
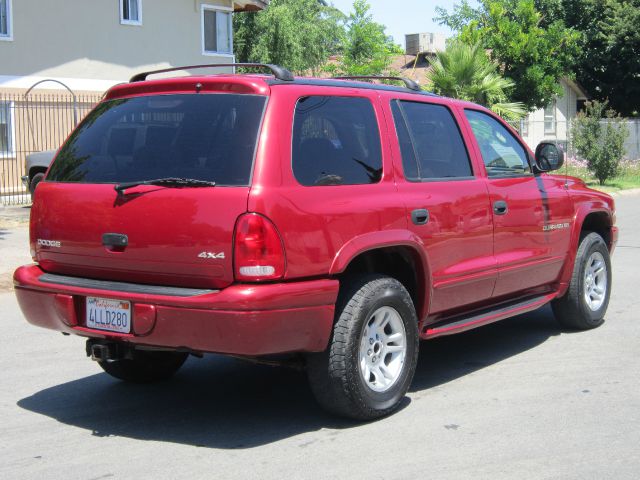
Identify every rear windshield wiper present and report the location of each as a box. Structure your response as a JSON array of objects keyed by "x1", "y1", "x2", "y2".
[{"x1": 114, "y1": 177, "x2": 216, "y2": 195}]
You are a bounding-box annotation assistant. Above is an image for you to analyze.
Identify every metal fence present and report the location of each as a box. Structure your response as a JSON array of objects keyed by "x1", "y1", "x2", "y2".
[
  {"x1": 3, "y1": 96, "x2": 640, "y2": 206},
  {"x1": 0, "y1": 92, "x2": 102, "y2": 205},
  {"x1": 512, "y1": 119, "x2": 640, "y2": 163}
]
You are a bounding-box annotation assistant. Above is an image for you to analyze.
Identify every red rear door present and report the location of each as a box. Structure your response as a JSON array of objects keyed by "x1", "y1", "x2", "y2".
[{"x1": 384, "y1": 96, "x2": 496, "y2": 315}]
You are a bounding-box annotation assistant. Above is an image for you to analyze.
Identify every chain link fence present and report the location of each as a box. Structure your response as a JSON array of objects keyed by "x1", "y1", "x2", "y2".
[
  {"x1": 1, "y1": 92, "x2": 102, "y2": 205},
  {"x1": 512, "y1": 119, "x2": 640, "y2": 163}
]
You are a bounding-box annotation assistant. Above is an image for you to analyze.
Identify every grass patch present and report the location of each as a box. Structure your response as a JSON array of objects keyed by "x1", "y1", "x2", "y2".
[{"x1": 563, "y1": 159, "x2": 640, "y2": 193}]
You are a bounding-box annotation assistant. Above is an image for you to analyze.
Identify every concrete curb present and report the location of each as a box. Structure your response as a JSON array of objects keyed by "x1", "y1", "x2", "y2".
[{"x1": 606, "y1": 188, "x2": 640, "y2": 197}]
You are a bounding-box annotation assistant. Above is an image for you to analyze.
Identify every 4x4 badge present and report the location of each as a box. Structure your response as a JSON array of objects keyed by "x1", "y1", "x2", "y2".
[{"x1": 198, "y1": 252, "x2": 225, "y2": 259}]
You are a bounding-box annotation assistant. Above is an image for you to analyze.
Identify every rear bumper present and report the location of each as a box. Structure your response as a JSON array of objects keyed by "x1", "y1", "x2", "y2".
[{"x1": 14, "y1": 264, "x2": 338, "y2": 356}]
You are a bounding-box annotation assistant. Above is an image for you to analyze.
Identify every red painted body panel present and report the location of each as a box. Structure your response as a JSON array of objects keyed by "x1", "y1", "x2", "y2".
[
  {"x1": 31, "y1": 183, "x2": 249, "y2": 289},
  {"x1": 555, "y1": 178, "x2": 617, "y2": 295},
  {"x1": 377, "y1": 93, "x2": 496, "y2": 314},
  {"x1": 249, "y1": 85, "x2": 407, "y2": 281},
  {"x1": 104, "y1": 75, "x2": 272, "y2": 100},
  {"x1": 483, "y1": 175, "x2": 572, "y2": 297},
  {"x1": 14, "y1": 264, "x2": 338, "y2": 355},
  {"x1": 15, "y1": 75, "x2": 617, "y2": 356}
]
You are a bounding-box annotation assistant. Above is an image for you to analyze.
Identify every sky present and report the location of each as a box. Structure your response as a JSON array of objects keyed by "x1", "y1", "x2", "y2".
[{"x1": 327, "y1": 0, "x2": 464, "y2": 48}]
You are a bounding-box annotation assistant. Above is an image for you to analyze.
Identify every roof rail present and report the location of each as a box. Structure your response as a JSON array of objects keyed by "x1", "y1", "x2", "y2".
[
  {"x1": 333, "y1": 75, "x2": 421, "y2": 92},
  {"x1": 129, "y1": 63, "x2": 295, "y2": 83}
]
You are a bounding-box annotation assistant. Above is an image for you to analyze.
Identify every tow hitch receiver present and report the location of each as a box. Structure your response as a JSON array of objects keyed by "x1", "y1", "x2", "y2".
[{"x1": 86, "y1": 339, "x2": 130, "y2": 362}]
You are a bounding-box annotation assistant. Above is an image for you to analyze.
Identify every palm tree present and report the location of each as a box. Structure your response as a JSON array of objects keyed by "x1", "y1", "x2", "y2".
[{"x1": 426, "y1": 41, "x2": 526, "y2": 120}]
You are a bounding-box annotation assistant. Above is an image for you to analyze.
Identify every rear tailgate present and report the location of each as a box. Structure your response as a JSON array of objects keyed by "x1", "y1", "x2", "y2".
[
  {"x1": 31, "y1": 183, "x2": 246, "y2": 289},
  {"x1": 32, "y1": 90, "x2": 267, "y2": 289}
]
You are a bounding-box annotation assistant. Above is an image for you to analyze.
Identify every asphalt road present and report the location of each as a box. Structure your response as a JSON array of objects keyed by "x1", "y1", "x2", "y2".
[{"x1": 1, "y1": 193, "x2": 639, "y2": 480}]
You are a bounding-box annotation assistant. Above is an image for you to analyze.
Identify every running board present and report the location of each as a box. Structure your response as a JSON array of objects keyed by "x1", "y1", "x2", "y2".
[{"x1": 422, "y1": 293, "x2": 558, "y2": 339}]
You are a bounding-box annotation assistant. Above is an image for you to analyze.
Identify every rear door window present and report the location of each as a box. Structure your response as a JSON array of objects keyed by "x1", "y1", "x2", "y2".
[
  {"x1": 292, "y1": 96, "x2": 382, "y2": 186},
  {"x1": 391, "y1": 100, "x2": 473, "y2": 180},
  {"x1": 47, "y1": 94, "x2": 267, "y2": 186}
]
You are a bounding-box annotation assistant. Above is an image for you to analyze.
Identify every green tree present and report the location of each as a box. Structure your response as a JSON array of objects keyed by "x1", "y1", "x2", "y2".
[
  {"x1": 571, "y1": 101, "x2": 629, "y2": 185},
  {"x1": 427, "y1": 41, "x2": 526, "y2": 120},
  {"x1": 435, "y1": 0, "x2": 580, "y2": 111},
  {"x1": 331, "y1": 0, "x2": 402, "y2": 76},
  {"x1": 556, "y1": 0, "x2": 640, "y2": 117},
  {"x1": 233, "y1": 0, "x2": 344, "y2": 75}
]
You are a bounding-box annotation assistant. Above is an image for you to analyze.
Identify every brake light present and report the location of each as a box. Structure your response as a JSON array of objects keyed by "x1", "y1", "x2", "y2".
[{"x1": 234, "y1": 213, "x2": 285, "y2": 282}]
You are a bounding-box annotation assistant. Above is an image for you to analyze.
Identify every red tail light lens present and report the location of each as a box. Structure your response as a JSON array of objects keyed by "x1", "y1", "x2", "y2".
[{"x1": 234, "y1": 213, "x2": 285, "y2": 282}]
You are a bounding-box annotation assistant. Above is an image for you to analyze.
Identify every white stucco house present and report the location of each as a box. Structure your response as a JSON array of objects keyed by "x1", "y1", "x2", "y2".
[
  {"x1": 518, "y1": 77, "x2": 588, "y2": 153},
  {"x1": 0, "y1": 0, "x2": 267, "y2": 94},
  {"x1": 0, "y1": 0, "x2": 267, "y2": 196}
]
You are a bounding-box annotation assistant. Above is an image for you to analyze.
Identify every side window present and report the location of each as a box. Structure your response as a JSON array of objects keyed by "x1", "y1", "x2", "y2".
[
  {"x1": 464, "y1": 109, "x2": 531, "y2": 177},
  {"x1": 292, "y1": 96, "x2": 382, "y2": 186},
  {"x1": 391, "y1": 100, "x2": 472, "y2": 180}
]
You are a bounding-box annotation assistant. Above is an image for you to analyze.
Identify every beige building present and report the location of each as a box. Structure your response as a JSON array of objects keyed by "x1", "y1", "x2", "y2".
[
  {"x1": 518, "y1": 78, "x2": 588, "y2": 153},
  {"x1": 0, "y1": 0, "x2": 267, "y2": 92},
  {"x1": 0, "y1": 0, "x2": 267, "y2": 198}
]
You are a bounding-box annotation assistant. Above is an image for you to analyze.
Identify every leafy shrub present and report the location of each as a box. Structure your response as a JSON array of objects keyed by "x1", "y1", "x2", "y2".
[{"x1": 571, "y1": 101, "x2": 629, "y2": 185}]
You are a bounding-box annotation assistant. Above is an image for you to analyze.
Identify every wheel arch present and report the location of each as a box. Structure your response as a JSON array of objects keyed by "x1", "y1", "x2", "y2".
[
  {"x1": 558, "y1": 205, "x2": 614, "y2": 295},
  {"x1": 329, "y1": 230, "x2": 432, "y2": 321},
  {"x1": 580, "y1": 210, "x2": 613, "y2": 249}
]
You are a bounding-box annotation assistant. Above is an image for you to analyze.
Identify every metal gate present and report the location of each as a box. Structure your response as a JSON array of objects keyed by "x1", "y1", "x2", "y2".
[{"x1": 1, "y1": 91, "x2": 101, "y2": 206}]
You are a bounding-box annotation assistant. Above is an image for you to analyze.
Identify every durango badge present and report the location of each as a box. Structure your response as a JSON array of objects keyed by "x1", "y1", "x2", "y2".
[{"x1": 543, "y1": 222, "x2": 570, "y2": 232}]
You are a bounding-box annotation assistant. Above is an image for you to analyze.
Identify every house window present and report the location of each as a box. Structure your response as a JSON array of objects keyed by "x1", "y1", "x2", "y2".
[
  {"x1": 544, "y1": 100, "x2": 556, "y2": 135},
  {"x1": 0, "y1": 0, "x2": 13, "y2": 40},
  {"x1": 0, "y1": 102, "x2": 15, "y2": 157},
  {"x1": 120, "y1": 0, "x2": 142, "y2": 25},
  {"x1": 202, "y1": 5, "x2": 233, "y2": 55}
]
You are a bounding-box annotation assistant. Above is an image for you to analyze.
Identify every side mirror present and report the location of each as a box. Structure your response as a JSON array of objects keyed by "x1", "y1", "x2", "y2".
[{"x1": 534, "y1": 142, "x2": 564, "y2": 172}]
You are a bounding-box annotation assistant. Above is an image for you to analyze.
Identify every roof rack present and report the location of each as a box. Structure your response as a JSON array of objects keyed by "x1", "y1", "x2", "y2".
[
  {"x1": 129, "y1": 63, "x2": 295, "y2": 83},
  {"x1": 333, "y1": 76, "x2": 421, "y2": 92}
]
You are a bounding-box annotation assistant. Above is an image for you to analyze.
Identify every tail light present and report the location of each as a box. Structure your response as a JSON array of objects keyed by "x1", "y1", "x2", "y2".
[{"x1": 234, "y1": 213, "x2": 285, "y2": 282}]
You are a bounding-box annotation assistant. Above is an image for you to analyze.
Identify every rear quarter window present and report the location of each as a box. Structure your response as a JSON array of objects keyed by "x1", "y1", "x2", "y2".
[
  {"x1": 292, "y1": 96, "x2": 382, "y2": 186},
  {"x1": 47, "y1": 94, "x2": 267, "y2": 186}
]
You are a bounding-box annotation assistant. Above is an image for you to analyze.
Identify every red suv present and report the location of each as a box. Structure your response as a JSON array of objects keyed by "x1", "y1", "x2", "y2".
[{"x1": 14, "y1": 64, "x2": 617, "y2": 419}]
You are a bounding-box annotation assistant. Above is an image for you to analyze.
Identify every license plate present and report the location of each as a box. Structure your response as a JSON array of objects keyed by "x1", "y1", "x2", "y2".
[{"x1": 86, "y1": 297, "x2": 131, "y2": 334}]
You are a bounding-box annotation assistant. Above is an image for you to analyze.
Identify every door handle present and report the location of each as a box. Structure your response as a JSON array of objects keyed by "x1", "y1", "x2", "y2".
[
  {"x1": 411, "y1": 209, "x2": 429, "y2": 225},
  {"x1": 493, "y1": 201, "x2": 508, "y2": 215},
  {"x1": 102, "y1": 233, "x2": 128, "y2": 247}
]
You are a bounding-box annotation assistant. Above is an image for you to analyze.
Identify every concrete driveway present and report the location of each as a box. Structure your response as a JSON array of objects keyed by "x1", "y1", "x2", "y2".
[{"x1": 1, "y1": 194, "x2": 639, "y2": 480}]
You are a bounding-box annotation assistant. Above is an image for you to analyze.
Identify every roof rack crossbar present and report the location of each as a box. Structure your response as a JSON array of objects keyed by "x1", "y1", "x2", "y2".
[
  {"x1": 129, "y1": 63, "x2": 295, "y2": 83},
  {"x1": 333, "y1": 75, "x2": 421, "y2": 92}
]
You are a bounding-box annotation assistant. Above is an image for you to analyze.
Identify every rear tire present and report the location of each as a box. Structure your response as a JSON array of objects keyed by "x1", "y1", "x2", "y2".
[
  {"x1": 552, "y1": 232, "x2": 611, "y2": 330},
  {"x1": 98, "y1": 350, "x2": 188, "y2": 383},
  {"x1": 307, "y1": 275, "x2": 419, "y2": 420}
]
